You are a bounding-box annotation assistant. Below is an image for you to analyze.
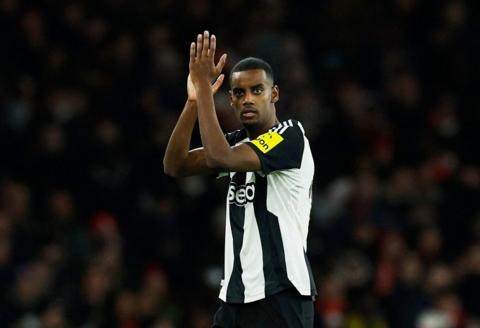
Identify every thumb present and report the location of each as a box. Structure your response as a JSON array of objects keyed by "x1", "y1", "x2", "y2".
[
  {"x1": 215, "y1": 54, "x2": 227, "y2": 74},
  {"x1": 212, "y1": 74, "x2": 225, "y2": 94}
]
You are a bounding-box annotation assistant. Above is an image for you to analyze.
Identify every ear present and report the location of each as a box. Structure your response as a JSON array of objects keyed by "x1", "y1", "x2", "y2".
[{"x1": 271, "y1": 85, "x2": 279, "y2": 103}]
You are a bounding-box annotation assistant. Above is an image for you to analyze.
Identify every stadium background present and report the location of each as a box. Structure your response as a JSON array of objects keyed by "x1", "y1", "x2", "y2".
[{"x1": 1, "y1": 0, "x2": 480, "y2": 327}]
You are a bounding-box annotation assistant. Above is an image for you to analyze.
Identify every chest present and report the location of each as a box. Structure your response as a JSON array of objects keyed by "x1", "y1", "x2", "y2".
[{"x1": 227, "y1": 172, "x2": 263, "y2": 207}]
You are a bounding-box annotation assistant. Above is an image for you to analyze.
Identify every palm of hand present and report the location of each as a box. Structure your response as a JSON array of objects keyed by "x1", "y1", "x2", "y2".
[
  {"x1": 187, "y1": 73, "x2": 225, "y2": 101},
  {"x1": 187, "y1": 31, "x2": 227, "y2": 101}
]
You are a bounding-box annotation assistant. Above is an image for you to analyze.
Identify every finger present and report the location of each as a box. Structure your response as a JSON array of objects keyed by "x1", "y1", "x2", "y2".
[
  {"x1": 210, "y1": 34, "x2": 216, "y2": 59},
  {"x1": 196, "y1": 34, "x2": 202, "y2": 59},
  {"x1": 189, "y1": 42, "x2": 195, "y2": 65},
  {"x1": 212, "y1": 74, "x2": 225, "y2": 94},
  {"x1": 202, "y1": 30, "x2": 209, "y2": 58},
  {"x1": 214, "y1": 53, "x2": 227, "y2": 75}
]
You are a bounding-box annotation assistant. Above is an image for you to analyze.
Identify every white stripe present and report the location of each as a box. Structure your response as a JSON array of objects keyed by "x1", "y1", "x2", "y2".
[
  {"x1": 266, "y1": 143, "x2": 315, "y2": 296},
  {"x1": 240, "y1": 180, "x2": 265, "y2": 302},
  {"x1": 278, "y1": 123, "x2": 289, "y2": 134},
  {"x1": 288, "y1": 119, "x2": 293, "y2": 127},
  {"x1": 271, "y1": 122, "x2": 283, "y2": 133}
]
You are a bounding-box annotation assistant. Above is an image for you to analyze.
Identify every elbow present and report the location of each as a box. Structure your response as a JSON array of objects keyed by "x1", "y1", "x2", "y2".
[
  {"x1": 164, "y1": 166, "x2": 183, "y2": 178},
  {"x1": 163, "y1": 165, "x2": 176, "y2": 177},
  {"x1": 163, "y1": 159, "x2": 181, "y2": 178},
  {"x1": 164, "y1": 168, "x2": 177, "y2": 178}
]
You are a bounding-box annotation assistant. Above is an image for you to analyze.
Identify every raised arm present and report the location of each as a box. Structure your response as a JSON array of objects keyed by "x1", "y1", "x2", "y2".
[
  {"x1": 189, "y1": 31, "x2": 262, "y2": 172},
  {"x1": 163, "y1": 69, "x2": 225, "y2": 177},
  {"x1": 163, "y1": 98, "x2": 207, "y2": 177}
]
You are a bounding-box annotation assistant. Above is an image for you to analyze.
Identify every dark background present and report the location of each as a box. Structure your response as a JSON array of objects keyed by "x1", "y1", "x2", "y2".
[{"x1": 1, "y1": 0, "x2": 479, "y2": 327}]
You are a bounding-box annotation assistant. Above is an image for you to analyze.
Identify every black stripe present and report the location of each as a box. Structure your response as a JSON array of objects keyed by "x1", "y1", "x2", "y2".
[
  {"x1": 296, "y1": 121, "x2": 306, "y2": 135},
  {"x1": 226, "y1": 172, "x2": 246, "y2": 302},
  {"x1": 304, "y1": 251, "x2": 317, "y2": 297},
  {"x1": 253, "y1": 173, "x2": 292, "y2": 297}
]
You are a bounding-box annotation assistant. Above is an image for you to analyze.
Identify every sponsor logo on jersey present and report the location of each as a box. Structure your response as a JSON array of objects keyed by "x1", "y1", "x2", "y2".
[
  {"x1": 251, "y1": 131, "x2": 284, "y2": 154},
  {"x1": 228, "y1": 182, "x2": 255, "y2": 206}
]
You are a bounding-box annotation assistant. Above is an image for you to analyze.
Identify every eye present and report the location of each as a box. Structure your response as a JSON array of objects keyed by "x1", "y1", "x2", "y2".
[
  {"x1": 253, "y1": 87, "x2": 263, "y2": 95},
  {"x1": 233, "y1": 90, "x2": 244, "y2": 97}
]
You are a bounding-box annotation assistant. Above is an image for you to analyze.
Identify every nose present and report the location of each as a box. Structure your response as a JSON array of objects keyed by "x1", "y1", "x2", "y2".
[{"x1": 243, "y1": 91, "x2": 254, "y2": 105}]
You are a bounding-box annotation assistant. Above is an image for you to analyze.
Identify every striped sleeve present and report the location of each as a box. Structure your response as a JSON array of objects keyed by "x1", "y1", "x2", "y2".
[{"x1": 246, "y1": 120, "x2": 305, "y2": 174}]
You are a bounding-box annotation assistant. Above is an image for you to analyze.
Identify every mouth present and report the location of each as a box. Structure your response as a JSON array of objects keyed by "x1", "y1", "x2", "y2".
[{"x1": 241, "y1": 107, "x2": 258, "y2": 119}]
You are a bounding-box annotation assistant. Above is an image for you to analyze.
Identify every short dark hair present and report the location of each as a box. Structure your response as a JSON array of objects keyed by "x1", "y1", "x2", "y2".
[{"x1": 229, "y1": 57, "x2": 274, "y2": 85}]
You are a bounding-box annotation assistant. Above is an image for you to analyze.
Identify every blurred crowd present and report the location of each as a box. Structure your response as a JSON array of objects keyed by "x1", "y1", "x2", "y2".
[{"x1": 1, "y1": 0, "x2": 479, "y2": 327}]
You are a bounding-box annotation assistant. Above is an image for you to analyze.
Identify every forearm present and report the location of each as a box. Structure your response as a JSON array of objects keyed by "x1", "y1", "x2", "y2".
[
  {"x1": 163, "y1": 100, "x2": 197, "y2": 176},
  {"x1": 196, "y1": 82, "x2": 232, "y2": 167}
]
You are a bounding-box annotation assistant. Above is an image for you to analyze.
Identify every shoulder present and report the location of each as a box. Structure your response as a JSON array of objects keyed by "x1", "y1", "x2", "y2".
[
  {"x1": 248, "y1": 119, "x2": 307, "y2": 173},
  {"x1": 249, "y1": 119, "x2": 306, "y2": 156},
  {"x1": 269, "y1": 119, "x2": 306, "y2": 137}
]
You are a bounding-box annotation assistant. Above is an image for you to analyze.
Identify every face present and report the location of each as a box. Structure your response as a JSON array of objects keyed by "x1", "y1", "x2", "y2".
[{"x1": 229, "y1": 69, "x2": 279, "y2": 130}]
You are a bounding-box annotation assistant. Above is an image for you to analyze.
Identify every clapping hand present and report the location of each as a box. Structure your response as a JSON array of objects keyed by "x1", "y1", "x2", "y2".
[{"x1": 187, "y1": 31, "x2": 226, "y2": 101}]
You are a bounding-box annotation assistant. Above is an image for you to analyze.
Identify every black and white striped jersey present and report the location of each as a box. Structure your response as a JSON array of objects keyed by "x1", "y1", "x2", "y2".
[{"x1": 218, "y1": 119, "x2": 316, "y2": 303}]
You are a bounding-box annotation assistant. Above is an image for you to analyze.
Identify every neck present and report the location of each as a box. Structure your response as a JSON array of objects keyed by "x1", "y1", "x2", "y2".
[{"x1": 246, "y1": 117, "x2": 279, "y2": 140}]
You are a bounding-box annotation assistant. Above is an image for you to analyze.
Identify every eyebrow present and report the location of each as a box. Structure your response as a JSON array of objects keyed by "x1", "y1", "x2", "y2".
[{"x1": 232, "y1": 84, "x2": 265, "y2": 92}]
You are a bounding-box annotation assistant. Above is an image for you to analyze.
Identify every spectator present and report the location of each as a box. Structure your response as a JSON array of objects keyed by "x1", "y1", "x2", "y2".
[{"x1": 0, "y1": 0, "x2": 479, "y2": 326}]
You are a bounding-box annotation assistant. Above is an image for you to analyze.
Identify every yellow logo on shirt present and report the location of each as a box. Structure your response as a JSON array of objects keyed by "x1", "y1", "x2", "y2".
[{"x1": 251, "y1": 131, "x2": 284, "y2": 153}]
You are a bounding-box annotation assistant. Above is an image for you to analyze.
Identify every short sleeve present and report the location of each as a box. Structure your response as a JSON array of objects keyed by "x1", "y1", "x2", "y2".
[{"x1": 246, "y1": 120, "x2": 305, "y2": 174}]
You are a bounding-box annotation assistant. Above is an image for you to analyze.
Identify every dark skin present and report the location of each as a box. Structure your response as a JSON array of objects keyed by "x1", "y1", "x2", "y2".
[
  {"x1": 230, "y1": 69, "x2": 280, "y2": 139},
  {"x1": 163, "y1": 31, "x2": 280, "y2": 177}
]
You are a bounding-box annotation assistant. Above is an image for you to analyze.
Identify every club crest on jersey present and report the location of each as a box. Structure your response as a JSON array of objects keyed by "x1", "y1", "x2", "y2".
[
  {"x1": 228, "y1": 182, "x2": 255, "y2": 206},
  {"x1": 251, "y1": 131, "x2": 284, "y2": 154}
]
